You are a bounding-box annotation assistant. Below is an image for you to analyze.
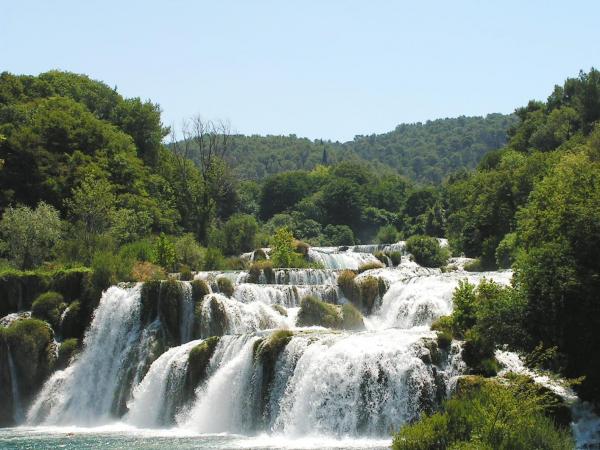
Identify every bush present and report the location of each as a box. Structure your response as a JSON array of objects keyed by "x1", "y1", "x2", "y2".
[
  {"x1": 152, "y1": 233, "x2": 176, "y2": 271},
  {"x1": 222, "y1": 214, "x2": 259, "y2": 255},
  {"x1": 405, "y1": 235, "x2": 450, "y2": 268},
  {"x1": 131, "y1": 261, "x2": 165, "y2": 281},
  {"x1": 225, "y1": 257, "x2": 247, "y2": 270},
  {"x1": 179, "y1": 265, "x2": 193, "y2": 281},
  {"x1": 31, "y1": 291, "x2": 66, "y2": 329},
  {"x1": 392, "y1": 376, "x2": 574, "y2": 450},
  {"x1": 56, "y1": 338, "x2": 79, "y2": 369},
  {"x1": 203, "y1": 247, "x2": 226, "y2": 270},
  {"x1": 174, "y1": 233, "x2": 204, "y2": 270},
  {"x1": 463, "y1": 259, "x2": 483, "y2": 272},
  {"x1": 375, "y1": 224, "x2": 399, "y2": 244},
  {"x1": 217, "y1": 277, "x2": 234, "y2": 297},
  {"x1": 60, "y1": 301, "x2": 85, "y2": 339},
  {"x1": 252, "y1": 248, "x2": 267, "y2": 261},
  {"x1": 297, "y1": 296, "x2": 341, "y2": 328},
  {"x1": 357, "y1": 261, "x2": 385, "y2": 273},
  {"x1": 118, "y1": 238, "x2": 154, "y2": 263},
  {"x1": 323, "y1": 224, "x2": 355, "y2": 246},
  {"x1": 495, "y1": 232, "x2": 518, "y2": 269},
  {"x1": 341, "y1": 303, "x2": 365, "y2": 330},
  {"x1": 374, "y1": 251, "x2": 389, "y2": 266},
  {"x1": 91, "y1": 251, "x2": 132, "y2": 291}
]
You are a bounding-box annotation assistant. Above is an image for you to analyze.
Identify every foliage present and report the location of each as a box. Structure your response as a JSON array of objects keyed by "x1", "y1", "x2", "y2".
[
  {"x1": 217, "y1": 277, "x2": 234, "y2": 297},
  {"x1": 406, "y1": 235, "x2": 449, "y2": 268},
  {"x1": 270, "y1": 227, "x2": 296, "y2": 268},
  {"x1": 297, "y1": 296, "x2": 342, "y2": 328},
  {"x1": 375, "y1": 224, "x2": 399, "y2": 244},
  {"x1": 341, "y1": 303, "x2": 365, "y2": 330},
  {"x1": 203, "y1": 247, "x2": 225, "y2": 270},
  {"x1": 0, "y1": 202, "x2": 62, "y2": 269},
  {"x1": 357, "y1": 261, "x2": 385, "y2": 273},
  {"x1": 221, "y1": 214, "x2": 258, "y2": 255},
  {"x1": 174, "y1": 233, "x2": 204, "y2": 270},
  {"x1": 131, "y1": 261, "x2": 165, "y2": 282},
  {"x1": 152, "y1": 233, "x2": 176, "y2": 271},
  {"x1": 31, "y1": 291, "x2": 66, "y2": 329},
  {"x1": 392, "y1": 376, "x2": 574, "y2": 450}
]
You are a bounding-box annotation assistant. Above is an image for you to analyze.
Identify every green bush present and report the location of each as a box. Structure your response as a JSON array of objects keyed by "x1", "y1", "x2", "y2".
[
  {"x1": 338, "y1": 270, "x2": 358, "y2": 303},
  {"x1": 222, "y1": 214, "x2": 259, "y2": 255},
  {"x1": 91, "y1": 250, "x2": 132, "y2": 291},
  {"x1": 358, "y1": 276, "x2": 380, "y2": 313},
  {"x1": 179, "y1": 265, "x2": 193, "y2": 281},
  {"x1": 56, "y1": 338, "x2": 79, "y2": 369},
  {"x1": 247, "y1": 260, "x2": 275, "y2": 284},
  {"x1": 118, "y1": 238, "x2": 154, "y2": 263},
  {"x1": 392, "y1": 376, "x2": 574, "y2": 450},
  {"x1": 60, "y1": 300, "x2": 85, "y2": 339},
  {"x1": 375, "y1": 224, "x2": 399, "y2": 244},
  {"x1": 374, "y1": 251, "x2": 389, "y2": 266},
  {"x1": 253, "y1": 248, "x2": 267, "y2": 261},
  {"x1": 225, "y1": 257, "x2": 247, "y2": 270},
  {"x1": 152, "y1": 233, "x2": 176, "y2": 271},
  {"x1": 203, "y1": 247, "x2": 226, "y2": 270},
  {"x1": 463, "y1": 258, "x2": 483, "y2": 272},
  {"x1": 495, "y1": 232, "x2": 518, "y2": 269},
  {"x1": 405, "y1": 235, "x2": 450, "y2": 268},
  {"x1": 174, "y1": 233, "x2": 204, "y2": 270},
  {"x1": 217, "y1": 277, "x2": 234, "y2": 297},
  {"x1": 297, "y1": 296, "x2": 341, "y2": 328},
  {"x1": 31, "y1": 291, "x2": 66, "y2": 330}
]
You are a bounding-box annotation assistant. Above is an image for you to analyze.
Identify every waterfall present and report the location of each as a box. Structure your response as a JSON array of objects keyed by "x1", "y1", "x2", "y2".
[
  {"x1": 308, "y1": 248, "x2": 380, "y2": 270},
  {"x1": 366, "y1": 271, "x2": 513, "y2": 330},
  {"x1": 178, "y1": 335, "x2": 261, "y2": 433},
  {"x1": 7, "y1": 347, "x2": 24, "y2": 424},
  {"x1": 180, "y1": 282, "x2": 194, "y2": 344},
  {"x1": 126, "y1": 339, "x2": 202, "y2": 428},
  {"x1": 234, "y1": 283, "x2": 339, "y2": 307},
  {"x1": 27, "y1": 285, "x2": 144, "y2": 425}
]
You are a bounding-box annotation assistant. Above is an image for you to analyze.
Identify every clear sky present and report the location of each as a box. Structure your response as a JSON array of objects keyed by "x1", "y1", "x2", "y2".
[{"x1": 2, "y1": 0, "x2": 599, "y2": 141}]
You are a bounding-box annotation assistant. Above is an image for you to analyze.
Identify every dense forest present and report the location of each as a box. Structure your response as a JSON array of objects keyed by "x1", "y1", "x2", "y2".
[
  {"x1": 201, "y1": 114, "x2": 516, "y2": 183},
  {"x1": 0, "y1": 68, "x2": 599, "y2": 447}
]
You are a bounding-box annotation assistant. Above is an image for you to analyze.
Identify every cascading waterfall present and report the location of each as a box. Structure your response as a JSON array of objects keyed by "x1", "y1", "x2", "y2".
[
  {"x1": 27, "y1": 285, "x2": 144, "y2": 425},
  {"x1": 15, "y1": 242, "x2": 597, "y2": 449},
  {"x1": 126, "y1": 339, "x2": 202, "y2": 428},
  {"x1": 7, "y1": 347, "x2": 24, "y2": 424}
]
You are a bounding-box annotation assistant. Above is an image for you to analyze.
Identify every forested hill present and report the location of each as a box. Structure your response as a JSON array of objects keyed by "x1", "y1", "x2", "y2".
[{"x1": 224, "y1": 114, "x2": 517, "y2": 183}]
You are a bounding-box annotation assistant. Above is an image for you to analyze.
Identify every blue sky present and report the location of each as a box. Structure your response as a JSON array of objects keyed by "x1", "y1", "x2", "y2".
[{"x1": 2, "y1": 0, "x2": 599, "y2": 141}]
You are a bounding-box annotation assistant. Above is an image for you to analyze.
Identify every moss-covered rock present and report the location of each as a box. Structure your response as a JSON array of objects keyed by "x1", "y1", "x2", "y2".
[
  {"x1": 247, "y1": 260, "x2": 275, "y2": 284},
  {"x1": 185, "y1": 336, "x2": 220, "y2": 396},
  {"x1": 141, "y1": 280, "x2": 161, "y2": 325},
  {"x1": 338, "y1": 269, "x2": 358, "y2": 304},
  {"x1": 374, "y1": 251, "x2": 389, "y2": 266},
  {"x1": 158, "y1": 280, "x2": 182, "y2": 344},
  {"x1": 436, "y1": 330, "x2": 452, "y2": 351},
  {"x1": 198, "y1": 296, "x2": 230, "y2": 338},
  {"x1": 388, "y1": 251, "x2": 402, "y2": 266},
  {"x1": 420, "y1": 338, "x2": 443, "y2": 366},
  {"x1": 59, "y1": 301, "x2": 85, "y2": 339},
  {"x1": 297, "y1": 296, "x2": 342, "y2": 328},
  {"x1": 358, "y1": 276, "x2": 380, "y2": 314},
  {"x1": 216, "y1": 277, "x2": 234, "y2": 297},
  {"x1": 179, "y1": 265, "x2": 193, "y2": 281},
  {"x1": 56, "y1": 338, "x2": 79, "y2": 370},
  {"x1": 190, "y1": 279, "x2": 210, "y2": 303},
  {"x1": 2, "y1": 318, "x2": 56, "y2": 402},
  {"x1": 253, "y1": 248, "x2": 267, "y2": 261},
  {"x1": 357, "y1": 261, "x2": 385, "y2": 273},
  {"x1": 271, "y1": 304, "x2": 288, "y2": 316},
  {"x1": 0, "y1": 270, "x2": 50, "y2": 316},
  {"x1": 341, "y1": 303, "x2": 365, "y2": 330},
  {"x1": 31, "y1": 291, "x2": 66, "y2": 330}
]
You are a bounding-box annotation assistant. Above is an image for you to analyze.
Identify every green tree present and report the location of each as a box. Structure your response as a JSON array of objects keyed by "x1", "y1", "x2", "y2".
[
  {"x1": 152, "y1": 233, "x2": 176, "y2": 271},
  {"x1": 270, "y1": 227, "x2": 296, "y2": 267},
  {"x1": 0, "y1": 201, "x2": 62, "y2": 269}
]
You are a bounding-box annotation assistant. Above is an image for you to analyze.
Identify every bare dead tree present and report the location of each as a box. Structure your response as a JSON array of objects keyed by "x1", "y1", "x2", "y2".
[{"x1": 169, "y1": 116, "x2": 232, "y2": 242}]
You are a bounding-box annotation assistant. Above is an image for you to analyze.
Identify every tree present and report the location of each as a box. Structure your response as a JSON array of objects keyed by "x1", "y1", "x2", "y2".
[
  {"x1": 270, "y1": 227, "x2": 296, "y2": 267},
  {"x1": 320, "y1": 178, "x2": 365, "y2": 230},
  {"x1": 0, "y1": 202, "x2": 63, "y2": 269},
  {"x1": 152, "y1": 233, "x2": 176, "y2": 271},
  {"x1": 222, "y1": 214, "x2": 259, "y2": 255}
]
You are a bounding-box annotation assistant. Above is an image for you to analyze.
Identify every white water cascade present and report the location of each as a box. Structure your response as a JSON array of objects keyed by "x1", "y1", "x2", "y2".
[
  {"x1": 15, "y1": 241, "x2": 598, "y2": 448},
  {"x1": 6, "y1": 348, "x2": 24, "y2": 424}
]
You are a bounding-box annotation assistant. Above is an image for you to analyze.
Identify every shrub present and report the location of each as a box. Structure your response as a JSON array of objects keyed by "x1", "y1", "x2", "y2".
[
  {"x1": 392, "y1": 376, "x2": 574, "y2": 450},
  {"x1": 323, "y1": 224, "x2": 355, "y2": 246},
  {"x1": 91, "y1": 251, "x2": 132, "y2": 291},
  {"x1": 341, "y1": 303, "x2": 365, "y2": 330},
  {"x1": 118, "y1": 238, "x2": 154, "y2": 263},
  {"x1": 495, "y1": 232, "x2": 518, "y2": 269},
  {"x1": 405, "y1": 235, "x2": 449, "y2": 268},
  {"x1": 463, "y1": 258, "x2": 483, "y2": 272},
  {"x1": 203, "y1": 247, "x2": 226, "y2": 270},
  {"x1": 357, "y1": 261, "x2": 385, "y2": 273},
  {"x1": 179, "y1": 265, "x2": 193, "y2": 281},
  {"x1": 174, "y1": 233, "x2": 204, "y2": 270},
  {"x1": 152, "y1": 233, "x2": 176, "y2": 271},
  {"x1": 375, "y1": 224, "x2": 399, "y2": 244},
  {"x1": 297, "y1": 296, "x2": 341, "y2": 328},
  {"x1": 271, "y1": 304, "x2": 288, "y2": 316},
  {"x1": 374, "y1": 251, "x2": 389, "y2": 266},
  {"x1": 294, "y1": 240, "x2": 310, "y2": 257},
  {"x1": 253, "y1": 248, "x2": 267, "y2": 261},
  {"x1": 270, "y1": 227, "x2": 296, "y2": 267},
  {"x1": 56, "y1": 338, "x2": 79, "y2": 370},
  {"x1": 222, "y1": 214, "x2": 259, "y2": 255},
  {"x1": 225, "y1": 257, "x2": 247, "y2": 270},
  {"x1": 131, "y1": 261, "x2": 165, "y2": 281},
  {"x1": 436, "y1": 331, "x2": 452, "y2": 350},
  {"x1": 31, "y1": 291, "x2": 66, "y2": 329},
  {"x1": 217, "y1": 277, "x2": 234, "y2": 297}
]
